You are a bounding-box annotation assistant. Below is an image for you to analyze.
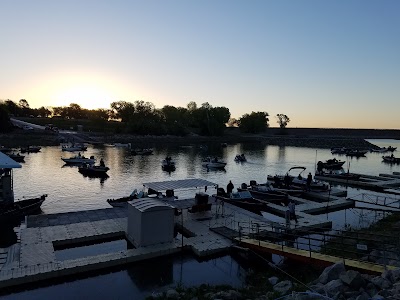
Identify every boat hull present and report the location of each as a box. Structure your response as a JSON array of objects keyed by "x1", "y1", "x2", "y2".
[{"x1": 0, "y1": 195, "x2": 47, "y2": 224}]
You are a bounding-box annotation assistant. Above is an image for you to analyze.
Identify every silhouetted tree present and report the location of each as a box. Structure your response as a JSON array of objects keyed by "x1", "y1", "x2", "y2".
[
  {"x1": 276, "y1": 114, "x2": 290, "y2": 128},
  {"x1": 0, "y1": 102, "x2": 11, "y2": 132},
  {"x1": 110, "y1": 101, "x2": 135, "y2": 122},
  {"x1": 4, "y1": 100, "x2": 19, "y2": 116},
  {"x1": 238, "y1": 111, "x2": 269, "y2": 133}
]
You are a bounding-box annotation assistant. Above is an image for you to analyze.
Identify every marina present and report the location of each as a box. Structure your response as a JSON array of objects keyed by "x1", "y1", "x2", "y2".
[{"x1": 1, "y1": 139, "x2": 400, "y2": 297}]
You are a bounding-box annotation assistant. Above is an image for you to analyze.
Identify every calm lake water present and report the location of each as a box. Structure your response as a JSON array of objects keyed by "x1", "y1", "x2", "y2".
[{"x1": 2, "y1": 138, "x2": 400, "y2": 299}]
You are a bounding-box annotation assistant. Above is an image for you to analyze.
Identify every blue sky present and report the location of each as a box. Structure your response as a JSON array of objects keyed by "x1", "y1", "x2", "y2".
[{"x1": 1, "y1": 0, "x2": 399, "y2": 128}]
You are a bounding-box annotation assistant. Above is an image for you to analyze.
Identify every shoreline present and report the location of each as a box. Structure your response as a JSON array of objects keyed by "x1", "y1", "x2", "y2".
[{"x1": 0, "y1": 131, "x2": 382, "y2": 150}]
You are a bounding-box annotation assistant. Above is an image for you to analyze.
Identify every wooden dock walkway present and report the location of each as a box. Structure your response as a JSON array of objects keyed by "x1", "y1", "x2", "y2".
[{"x1": 237, "y1": 238, "x2": 397, "y2": 274}]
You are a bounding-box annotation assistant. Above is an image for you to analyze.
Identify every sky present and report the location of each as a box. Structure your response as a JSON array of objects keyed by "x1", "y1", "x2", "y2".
[{"x1": 1, "y1": 0, "x2": 399, "y2": 129}]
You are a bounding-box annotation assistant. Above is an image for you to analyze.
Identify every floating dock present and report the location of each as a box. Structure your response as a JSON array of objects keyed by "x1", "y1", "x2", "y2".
[
  {"x1": 315, "y1": 172, "x2": 400, "y2": 193},
  {"x1": 0, "y1": 187, "x2": 378, "y2": 290}
]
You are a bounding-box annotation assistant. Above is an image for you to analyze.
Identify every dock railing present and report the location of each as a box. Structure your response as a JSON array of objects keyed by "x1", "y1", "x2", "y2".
[
  {"x1": 348, "y1": 193, "x2": 400, "y2": 210},
  {"x1": 236, "y1": 220, "x2": 400, "y2": 269}
]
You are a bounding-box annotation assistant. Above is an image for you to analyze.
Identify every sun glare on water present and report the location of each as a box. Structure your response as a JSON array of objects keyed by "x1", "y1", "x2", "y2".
[{"x1": 55, "y1": 85, "x2": 114, "y2": 110}]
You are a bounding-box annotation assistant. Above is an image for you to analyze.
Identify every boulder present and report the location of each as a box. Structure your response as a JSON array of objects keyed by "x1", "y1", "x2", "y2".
[
  {"x1": 213, "y1": 290, "x2": 242, "y2": 300},
  {"x1": 318, "y1": 262, "x2": 346, "y2": 284},
  {"x1": 166, "y1": 289, "x2": 180, "y2": 299},
  {"x1": 355, "y1": 291, "x2": 370, "y2": 300},
  {"x1": 371, "y1": 276, "x2": 392, "y2": 290},
  {"x1": 324, "y1": 279, "x2": 346, "y2": 297},
  {"x1": 268, "y1": 276, "x2": 279, "y2": 285},
  {"x1": 340, "y1": 270, "x2": 366, "y2": 290},
  {"x1": 273, "y1": 280, "x2": 293, "y2": 295},
  {"x1": 381, "y1": 269, "x2": 395, "y2": 283}
]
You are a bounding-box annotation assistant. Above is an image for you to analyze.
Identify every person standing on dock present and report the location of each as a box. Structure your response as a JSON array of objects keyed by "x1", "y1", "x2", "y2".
[
  {"x1": 227, "y1": 180, "x2": 234, "y2": 195},
  {"x1": 288, "y1": 200, "x2": 298, "y2": 223},
  {"x1": 306, "y1": 172, "x2": 312, "y2": 191}
]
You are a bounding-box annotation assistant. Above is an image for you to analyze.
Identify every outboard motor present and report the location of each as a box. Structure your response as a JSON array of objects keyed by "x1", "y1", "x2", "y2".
[{"x1": 250, "y1": 180, "x2": 257, "y2": 186}]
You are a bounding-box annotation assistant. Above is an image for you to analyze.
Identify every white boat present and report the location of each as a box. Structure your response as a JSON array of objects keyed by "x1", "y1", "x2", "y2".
[
  {"x1": 370, "y1": 147, "x2": 389, "y2": 153},
  {"x1": 267, "y1": 166, "x2": 330, "y2": 191},
  {"x1": 61, "y1": 143, "x2": 87, "y2": 152},
  {"x1": 61, "y1": 154, "x2": 95, "y2": 165},
  {"x1": 201, "y1": 157, "x2": 227, "y2": 169}
]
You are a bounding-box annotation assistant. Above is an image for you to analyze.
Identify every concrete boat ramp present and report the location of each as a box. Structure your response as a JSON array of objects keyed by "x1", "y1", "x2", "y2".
[{"x1": 0, "y1": 189, "x2": 354, "y2": 290}]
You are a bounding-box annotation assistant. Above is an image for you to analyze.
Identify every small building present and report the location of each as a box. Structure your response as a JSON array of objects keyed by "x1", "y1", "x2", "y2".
[
  {"x1": 127, "y1": 198, "x2": 175, "y2": 248},
  {"x1": 0, "y1": 152, "x2": 22, "y2": 204}
]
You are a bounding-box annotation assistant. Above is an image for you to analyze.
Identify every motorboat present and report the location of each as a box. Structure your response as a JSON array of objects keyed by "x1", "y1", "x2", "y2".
[
  {"x1": 201, "y1": 157, "x2": 227, "y2": 169},
  {"x1": 107, "y1": 178, "x2": 217, "y2": 208},
  {"x1": 331, "y1": 147, "x2": 348, "y2": 154},
  {"x1": 238, "y1": 180, "x2": 302, "y2": 197},
  {"x1": 131, "y1": 148, "x2": 153, "y2": 155},
  {"x1": 6, "y1": 153, "x2": 25, "y2": 162},
  {"x1": 317, "y1": 159, "x2": 345, "y2": 170},
  {"x1": 20, "y1": 146, "x2": 41, "y2": 153},
  {"x1": 0, "y1": 146, "x2": 13, "y2": 153},
  {"x1": 387, "y1": 146, "x2": 397, "y2": 152},
  {"x1": 161, "y1": 157, "x2": 176, "y2": 171},
  {"x1": 0, "y1": 152, "x2": 47, "y2": 223},
  {"x1": 214, "y1": 188, "x2": 269, "y2": 215},
  {"x1": 61, "y1": 143, "x2": 87, "y2": 152},
  {"x1": 61, "y1": 153, "x2": 95, "y2": 165},
  {"x1": 316, "y1": 169, "x2": 361, "y2": 180},
  {"x1": 267, "y1": 166, "x2": 330, "y2": 191},
  {"x1": 234, "y1": 154, "x2": 247, "y2": 162},
  {"x1": 382, "y1": 155, "x2": 400, "y2": 164},
  {"x1": 1, "y1": 195, "x2": 47, "y2": 224},
  {"x1": 78, "y1": 163, "x2": 109, "y2": 177},
  {"x1": 236, "y1": 182, "x2": 289, "y2": 204},
  {"x1": 345, "y1": 149, "x2": 368, "y2": 157}
]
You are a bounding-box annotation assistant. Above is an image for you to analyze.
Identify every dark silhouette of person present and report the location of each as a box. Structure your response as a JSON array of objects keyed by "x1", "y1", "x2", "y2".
[
  {"x1": 100, "y1": 158, "x2": 105, "y2": 167},
  {"x1": 306, "y1": 172, "x2": 312, "y2": 191},
  {"x1": 284, "y1": 174, "x2": 291, "y2": 188},
  {"x1": 227, "y1": 180, "x2": 234, "y2": 195},
  {"x1": 288, "y1": 200, "x2": 298, "y2": 223}
]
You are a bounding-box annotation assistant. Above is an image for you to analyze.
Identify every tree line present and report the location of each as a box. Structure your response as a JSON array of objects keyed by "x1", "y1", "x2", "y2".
[{"x1": 0, "y1": 99, "x2": 290, "y2": 135}]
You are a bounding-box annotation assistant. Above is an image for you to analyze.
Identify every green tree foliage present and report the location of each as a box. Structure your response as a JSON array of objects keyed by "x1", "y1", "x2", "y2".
[
  {"x1": 276, "y1": 114, "x2": 290, "y2": 128},
  {"x1": 238, "y1": 111, "x2": 269, "y2": 133},
  {"x1": 0, "y1": 102, "x2": 12, "y2": 132}
]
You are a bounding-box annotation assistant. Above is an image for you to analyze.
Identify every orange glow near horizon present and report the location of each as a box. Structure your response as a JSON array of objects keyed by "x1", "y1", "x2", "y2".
[{"x1": 54, "y1": 84, "x2": 113, "y2": 110}]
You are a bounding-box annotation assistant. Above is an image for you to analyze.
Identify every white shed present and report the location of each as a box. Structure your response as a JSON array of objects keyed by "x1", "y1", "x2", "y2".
[{"x1": 127, "y1": 198, "x2": 175, "y2": 248}]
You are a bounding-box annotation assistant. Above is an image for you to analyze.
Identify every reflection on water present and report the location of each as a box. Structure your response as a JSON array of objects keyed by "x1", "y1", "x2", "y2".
[
  {"x1": 11, "y1": 140, "x2": 400, "y2": 216},
  {"x1": 0, "y1": 254, "x2": 245, "y2": 300}
]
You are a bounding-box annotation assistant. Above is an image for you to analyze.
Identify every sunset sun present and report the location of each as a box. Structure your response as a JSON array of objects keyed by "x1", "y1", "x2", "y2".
[{"x1": 55, "y1": 84, "x2": 114, "y2": 110}]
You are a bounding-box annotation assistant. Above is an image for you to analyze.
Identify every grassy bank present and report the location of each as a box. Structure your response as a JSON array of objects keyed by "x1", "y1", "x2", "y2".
[{"x1": 0, "y1": 128, "x2": 381, "y2": 149}]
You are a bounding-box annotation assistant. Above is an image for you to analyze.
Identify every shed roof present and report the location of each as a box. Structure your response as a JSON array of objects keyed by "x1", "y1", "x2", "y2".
[
  {"x1": 142, "y1": 178, "x2": 218, "y2": 192},
  {"x1": 130, "y1": 198, "x2": 174, "y2": 213},
  {"x1": 0, "y1": 151, "x2": 22, "y2": 169}
]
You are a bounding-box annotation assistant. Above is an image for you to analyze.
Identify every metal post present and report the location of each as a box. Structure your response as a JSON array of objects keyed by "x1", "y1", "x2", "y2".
[{"x1": 181, "y1": 210, "x2": 184, "y2": 249}]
